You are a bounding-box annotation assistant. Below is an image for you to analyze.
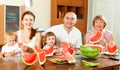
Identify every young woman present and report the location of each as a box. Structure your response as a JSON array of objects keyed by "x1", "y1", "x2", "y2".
[{"x1": 14, "y1": 11, "x2": 42, "y2": 53}]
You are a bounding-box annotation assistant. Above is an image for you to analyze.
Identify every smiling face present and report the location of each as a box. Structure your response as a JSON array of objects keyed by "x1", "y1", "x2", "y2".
[
  {"x1": 94, "y1": 19, "x2": 105, "y2": 31},
  {"x1": 93, "y1": 15, "x2": 106, "y2": 31},
  {"x1": 22, "y1": 14, "x2": 35, "y2": 29},
  {"x1": 63, "y1": 12, "x2": 77, "y2": 29}
]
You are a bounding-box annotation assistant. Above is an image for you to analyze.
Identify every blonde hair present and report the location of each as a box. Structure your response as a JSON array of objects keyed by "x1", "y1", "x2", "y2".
[
  {"x1": 43, "y1": 32, "x2": 56, "y2": 46},
  {"x1": 92, "y1": 15, "x2": 107, "y2": 28},
  {"x1": 4, "y1": 32, "x2": 16, "y2": 43}
]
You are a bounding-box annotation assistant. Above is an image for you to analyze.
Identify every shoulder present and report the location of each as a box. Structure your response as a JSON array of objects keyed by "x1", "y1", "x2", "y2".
[
  {"x1": 36, "y1": 32, "x2": 42, "y2": 37},
  {"x1": 73, "y1": 26, "x2": 81, "y2": 33},
  {"x1": 2, "y1": 44, "x2": 8, "y2": 49},
  {"x1": 42, "y1": 24, "x2": 63, "y2": 36},
  {"x1": 103, "y1": 30, "x2": 113, "y2": 36},
  {"x1": 85, "y1": 30, "x2": 93, "y2": 36},
  {"x1": 14, "y1": 30, "x2": 22, "y2": 36},
  {"x1": 50, "y1": 24, "x2": 63, "y2": 29}
]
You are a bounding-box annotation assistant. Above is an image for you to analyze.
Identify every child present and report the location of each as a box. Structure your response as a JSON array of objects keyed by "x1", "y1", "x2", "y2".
[
  {"x1": 43, "y1": 32, "x2": 57, "y2": 49},
  {"x1": 1, "y1": 32, "x2": 21, "y2": 57}
]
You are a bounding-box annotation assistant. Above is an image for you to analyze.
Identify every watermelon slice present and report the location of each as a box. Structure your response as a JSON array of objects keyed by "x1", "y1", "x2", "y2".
[
  {"x1": 60, "y1": 42, "x2": 75, "y2": 55},
  {"x1": 21, "y1": 53, "x2": 37, "y2": 66},
  {"x1": 21, "y1": 46, "x2": 47, "y2": 66},
  {"x1": 38, "y1": 51, "x2": 46, "y2": 65},
  {"x1": 60, "y1": 42, "x2": 69, "y2": 48},
  {"x1": 51, "y1": 52, "x2": 76, "y2": 64},
  {"x1": 106, "y1": 45, "x2": 118, "y2": 55},
  {"x1": 89, "y1": 31, "x2": 103, "y2": 43},
  {"x1": 68, "y1": 48, "x2": 75, "y2": 55},
  {"x1": 62, "y1": 51, "x2": 76, "y2": 64},
  {"x1": 43, "y1": 46, "x2": 54, "y2": 56},
  {"x1": 35, "y1": 46, "x2": 54, "y2": 56}
]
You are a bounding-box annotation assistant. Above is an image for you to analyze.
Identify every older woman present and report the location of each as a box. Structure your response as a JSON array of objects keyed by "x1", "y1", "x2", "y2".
[{"x1": 84, "y1": 15, "x2": 115, "y2": 52}]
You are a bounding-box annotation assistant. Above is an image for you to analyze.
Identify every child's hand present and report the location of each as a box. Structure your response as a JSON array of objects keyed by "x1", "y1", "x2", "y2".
[{"x1": 68, "y1": 43, "x2": 74, "y2": 48}]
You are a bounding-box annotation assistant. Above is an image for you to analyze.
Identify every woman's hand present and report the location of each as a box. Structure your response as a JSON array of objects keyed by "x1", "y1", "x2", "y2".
[{"x1": 98, "y1": 39, "x2": 106, "y2": 47}]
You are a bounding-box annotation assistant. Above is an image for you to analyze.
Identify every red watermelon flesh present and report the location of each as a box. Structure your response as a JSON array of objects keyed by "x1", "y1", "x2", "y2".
[
  {"x1": 68, "y1": 48, "x2": 75, "y2": 55},
  {"x1": 21, "y1": 53, "x2": 37, "y2": 66},
  {"x1": 52, "y1": 52, "x2": 76, "y2": 64},
  {"x1": 89, "y1": 31, "x2": 103, "y2": 43},
  {"x1": 35, "y1": 46, "x2": 54, "y2": 56},
  {"x1": 60, "y1": 42, "x2": 75, "y2": 55},
  {"x1": 38, "y1": 51, "x2": 46, "y2": 65},
  {"x1": 106, "y1": 45, "x2": 118, "y2": 55},
  {"x1": 34, "y1": 46, "x2": 41, "y2": 52},
  {"x1": 62, "y1": 51, "x2": 76, "y2": 63},
  {"x1": 43, "y1": 46, "x2": 54, "y2": 56},
  {"x1": 60, "y1": 42, "x2": 69, "y2": 48}
]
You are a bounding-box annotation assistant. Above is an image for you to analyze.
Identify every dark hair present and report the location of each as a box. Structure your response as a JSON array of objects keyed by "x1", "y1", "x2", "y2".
[
  {"x1": 92, "y1": 15, "x2": 107, "y2": 28},
  {"x1": 21, "y1": 11, "x2": 37, "y2": 40},
  {"x1": 21, "y1": 11, "x2": 35, "y2": 21}
]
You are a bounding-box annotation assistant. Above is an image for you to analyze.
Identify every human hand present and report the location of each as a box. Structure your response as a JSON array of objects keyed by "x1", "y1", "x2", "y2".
[
  {"x1": 68, "y1": 43, "x2": 74, "y2": 48},
  {"x1": 98, "y1": 39, "x2": 106, "y2": 47}
]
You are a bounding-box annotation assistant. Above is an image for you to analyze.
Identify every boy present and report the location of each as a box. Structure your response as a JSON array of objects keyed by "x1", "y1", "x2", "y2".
[{"x1": 1, "y1": 32, "x2": 20, "y2": 57}]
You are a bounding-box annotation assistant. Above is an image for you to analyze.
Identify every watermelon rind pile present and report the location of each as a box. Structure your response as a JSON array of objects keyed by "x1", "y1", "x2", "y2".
[{"x1": 80, "y1": 45, "x2": 100, "y2": 58}]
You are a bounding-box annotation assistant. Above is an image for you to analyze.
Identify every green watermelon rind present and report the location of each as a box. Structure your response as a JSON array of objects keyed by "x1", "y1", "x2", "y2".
[
  {"x1": 82, "y1": 60, "x2": 100, "y2": 67},
  {"x1": 80, "y1": 45, "x2": 100, "y2": 58}
]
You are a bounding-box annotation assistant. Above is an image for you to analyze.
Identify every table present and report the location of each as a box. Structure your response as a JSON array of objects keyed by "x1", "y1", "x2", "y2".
[{"x1": 0, "y1": 54, "x2": 120, "y2": 70}]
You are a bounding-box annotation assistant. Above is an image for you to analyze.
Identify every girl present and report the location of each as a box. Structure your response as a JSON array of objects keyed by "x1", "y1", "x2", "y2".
[{"x1": 43, "y1": 32, "x2": 57, "y2": 49}]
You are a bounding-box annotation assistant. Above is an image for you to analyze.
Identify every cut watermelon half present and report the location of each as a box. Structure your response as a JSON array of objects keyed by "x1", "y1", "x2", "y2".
[
  {"x1": 106, "y1": 45, "x2": 118, "y2": 55},
  {"x1": 89, "y1": 31, "x2": 103, "y2": 43},
  {"x1": 21, "y1": 53, "x2": 37, "y2": 66}
]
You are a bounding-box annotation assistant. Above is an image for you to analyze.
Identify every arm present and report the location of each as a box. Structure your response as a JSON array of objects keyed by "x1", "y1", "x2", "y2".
[
  {"x1": 36, "y1": 32, "x2": 42, "y2": 48},
  {"x1": 3, "y1": 51, "x2": 17, "y2": 57},
  {"x1": 84, "y1": 32, "x2": 89, "y2": 44},
  {"x1": 108, "y1": 33, "x2": 115, "y2": 46}
]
